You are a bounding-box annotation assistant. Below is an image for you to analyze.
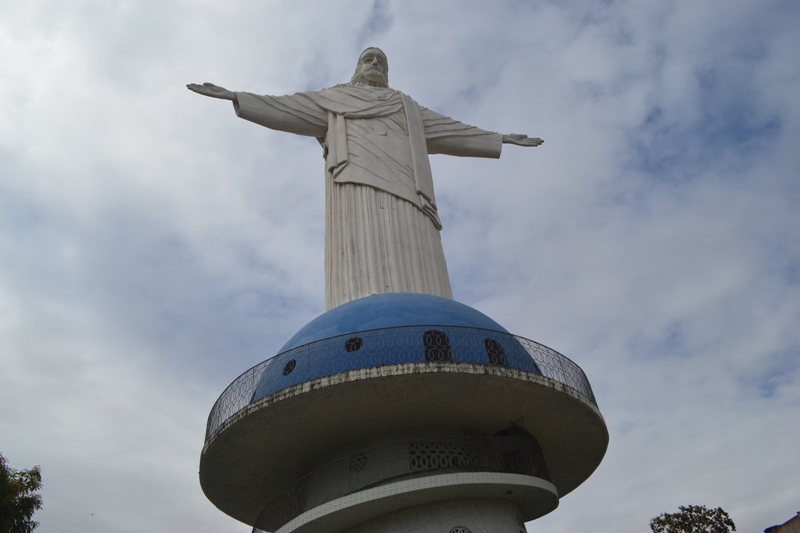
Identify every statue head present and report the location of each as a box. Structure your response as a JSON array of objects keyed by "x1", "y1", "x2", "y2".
[{"x1": 350, "y1": 47, "x2": 389, "y2": 88}]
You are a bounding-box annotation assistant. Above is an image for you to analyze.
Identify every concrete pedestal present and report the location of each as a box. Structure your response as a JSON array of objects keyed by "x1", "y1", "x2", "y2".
[
  {"x1": 200, "y1": 295, "x2": 607, "y2": 533},
  {"x1": 345, "y1": 499, "x2": 526, "y2": 533}
]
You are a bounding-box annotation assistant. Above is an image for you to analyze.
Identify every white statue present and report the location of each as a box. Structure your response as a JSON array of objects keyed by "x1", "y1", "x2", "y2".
[{"x1": 188, "y1": 48, "x2": 542, "y2": 310}]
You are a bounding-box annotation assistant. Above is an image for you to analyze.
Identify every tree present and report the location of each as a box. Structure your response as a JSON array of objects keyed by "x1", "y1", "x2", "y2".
[
  {"x1": 650, "y1": 505, "x2": 736, "y2": 533},
  {"x1": 0, "y1": 453, "x2": 43, "y2": 533}
]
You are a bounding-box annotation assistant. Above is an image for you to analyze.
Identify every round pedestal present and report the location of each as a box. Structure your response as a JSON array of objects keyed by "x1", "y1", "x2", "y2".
[
  {"x1": 200, "y1": 294, "x2": 608, "y2": 531},
  {"x1": 344, "y1": 498, "x2": 527, "y2": 533}
]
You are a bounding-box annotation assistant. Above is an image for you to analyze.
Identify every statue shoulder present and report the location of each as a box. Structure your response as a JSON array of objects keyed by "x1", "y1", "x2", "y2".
[{"x1": 322, "y1": 84, "x2": 399, "y2": 96}]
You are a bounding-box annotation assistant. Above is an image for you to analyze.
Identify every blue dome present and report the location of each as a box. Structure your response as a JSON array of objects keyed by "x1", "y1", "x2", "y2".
[
  {"x1": 278, "y1": 293, "x2": 509, "y2": 352},
  {"x1": 249, "y1": 293, "x2": 541, "y2": 403}
]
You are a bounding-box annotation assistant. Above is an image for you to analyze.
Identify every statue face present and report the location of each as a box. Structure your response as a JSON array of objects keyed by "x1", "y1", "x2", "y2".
[{"x1": 359, "y1": 49, "x2": 388, "y2": 85}]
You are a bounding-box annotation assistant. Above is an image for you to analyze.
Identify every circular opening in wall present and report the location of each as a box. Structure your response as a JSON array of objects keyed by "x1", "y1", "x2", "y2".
[
  {"x1": 344, "y1": 337, "x2": 363, "y2": 353},
  {"x1": 282, "y1": 359, "x2": 296, "y2": 375},
  {"x1": 450, "y1": 527, "x2": 471, "y2": 533}
]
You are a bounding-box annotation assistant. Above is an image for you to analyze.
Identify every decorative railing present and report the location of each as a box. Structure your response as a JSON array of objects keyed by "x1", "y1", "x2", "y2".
[
  {"x1": 252, "y1": 436, "x2": 549, "y2": 533},
  {"x1": 205, "y1": 325, "x2": 597, "y2": 441}
]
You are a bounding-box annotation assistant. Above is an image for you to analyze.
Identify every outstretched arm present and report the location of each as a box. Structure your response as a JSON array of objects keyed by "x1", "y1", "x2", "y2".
[
  {"x1": 502, "y1": 134, "x2": 544, "y2": 147},
  {"x1": 187, "y1": 82, "x2": 237, "y2": 102}
]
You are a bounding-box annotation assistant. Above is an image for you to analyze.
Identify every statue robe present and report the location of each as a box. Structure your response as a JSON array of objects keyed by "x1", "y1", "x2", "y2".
[{"x1": 233, "y1": 85, "x2": 503, "y2": 309}]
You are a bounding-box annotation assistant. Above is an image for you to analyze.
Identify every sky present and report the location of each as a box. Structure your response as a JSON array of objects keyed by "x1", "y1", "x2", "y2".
[{"x1": 1, "y1": 0, "x2": 798, "y2": 532}]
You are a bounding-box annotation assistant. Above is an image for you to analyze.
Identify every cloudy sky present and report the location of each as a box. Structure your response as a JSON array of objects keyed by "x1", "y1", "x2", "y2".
[{"x1": 1, "y1": 0, "x2": 798, "y2": 531}]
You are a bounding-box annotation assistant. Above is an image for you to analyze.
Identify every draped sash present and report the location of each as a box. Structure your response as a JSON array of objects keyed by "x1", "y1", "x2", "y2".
[{"x1": 302, "y1": 86, "x2": 439, "y2": 226}]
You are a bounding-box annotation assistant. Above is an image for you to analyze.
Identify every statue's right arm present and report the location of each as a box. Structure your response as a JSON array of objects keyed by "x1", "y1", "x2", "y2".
[
  {"x1": 231, "y1": 92, "x2": 328, "y2": 138},
  {"x1": 187, "y1": 82, "x2": 237, "y2": 102},
  {"x1": 187, "y1": 85, "x2": 328, "y2": 138}
]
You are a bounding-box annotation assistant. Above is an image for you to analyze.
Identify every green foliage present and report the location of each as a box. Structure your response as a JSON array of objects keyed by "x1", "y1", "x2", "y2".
[
  {"x1": 650, "y1": 505, "x2": 736, "y2": 533},
  {"x1": 0, "y1": 453, "x2": 43, "y2": 533}
]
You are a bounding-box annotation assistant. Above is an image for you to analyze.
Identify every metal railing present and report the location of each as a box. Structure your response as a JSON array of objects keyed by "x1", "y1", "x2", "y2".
[
  {"x1": 252, "y1": 435, "x2": 549, "y2": 533},
  {"x1": 205, "y1": 325, "x2": 596, "y2": 441}
]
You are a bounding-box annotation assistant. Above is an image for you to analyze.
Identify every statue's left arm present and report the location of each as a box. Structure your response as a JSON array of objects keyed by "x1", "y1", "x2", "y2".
[
  {"x1": 421, "y1": 108, "x2": 502, "y2": 158},
  {"x1": 502, "y1": 133, "x2": 544, "y2": 147},
  {"x1": 421, "y1": 108, "x2": 542, "y2": 157}
]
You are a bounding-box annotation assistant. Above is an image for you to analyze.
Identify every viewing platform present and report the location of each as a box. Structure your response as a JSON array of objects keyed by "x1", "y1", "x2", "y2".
[{"x1": 199, "y1": 294, "x2": 608, "y2": 531}]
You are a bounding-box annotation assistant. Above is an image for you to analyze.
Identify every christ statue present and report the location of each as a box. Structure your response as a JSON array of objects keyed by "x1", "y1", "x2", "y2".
[{"x1": 188, "y1": 47, "x2": 543, "y2": 310}]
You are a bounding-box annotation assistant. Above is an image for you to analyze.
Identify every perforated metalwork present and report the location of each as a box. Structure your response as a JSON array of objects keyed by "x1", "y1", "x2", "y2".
[
  {"x1": 251, "y1": 436, "x2": 547, "y2": 533},
  {"x1": 409, "y1": 440, "x2": 492, "y2": 472},
  {"x1": 205, "y1": 325, "x2": 597, "y2": 441},
  {"x1": 450, "y1": 527, "x2": 471, "y2": 533},
  {"x1": 348, "y1": 452, "x2": 368, "y2": 473}
]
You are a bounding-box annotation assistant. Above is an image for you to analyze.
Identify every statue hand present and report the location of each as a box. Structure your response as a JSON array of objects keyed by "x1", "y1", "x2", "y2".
[
  {"x1": 186, "y1": 82, "x2": 237, "y2": 102},
  {"x1": 502, "y1": 134, "x2": 544, "y2": 147}
]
